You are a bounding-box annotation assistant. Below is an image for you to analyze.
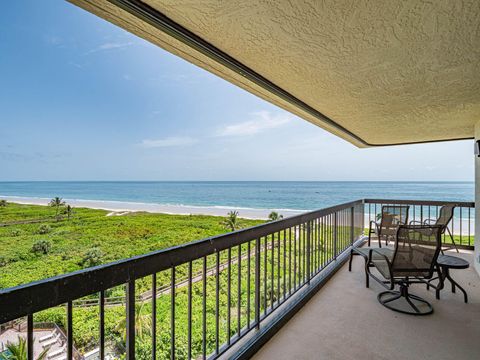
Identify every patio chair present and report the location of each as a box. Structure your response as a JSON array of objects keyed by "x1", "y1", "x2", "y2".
[
  {"x1": 368, "y1": 205, "x2": 410, "y2": 247},
  {"x1": 409, "y1": 205, "x2": 458, "y2": 252},
  {"x1": 348, "y1": 205, "x2": 409, "y2": 287},
  {"x1": 366, "y1": 224, "x2": 442, "y2": 315}
]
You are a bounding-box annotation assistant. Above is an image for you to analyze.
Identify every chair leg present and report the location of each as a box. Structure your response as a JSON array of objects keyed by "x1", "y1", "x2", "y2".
[
  {"x1": 436, "y1": 266, "x2": 446, "y2": 300},
  {"x1": 378, "y1": 284, "x2": 433, "y2": 315},
  {"x1": 381, "y1": 292, "x2": 402, "y2": 304},
  {"x1": 348, "y1": 249, "x2": 353, "y2": 272},
  {"x1": 404, "y1": 293, "x2": 421, "y2": 313},
  {"x1": 446, "y1": 227, "x2": 459, "y2": 253},
  {"x1": 364, "y1": 258, "x2": 370, "y2": 288}
]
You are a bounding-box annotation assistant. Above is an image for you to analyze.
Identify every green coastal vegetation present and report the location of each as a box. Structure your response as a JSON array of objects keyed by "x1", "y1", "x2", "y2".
[
  {"x1": 2, "y1": 201, "x2": 311, "y2": 359},
  {"x1": 0, "y1": 202, "x2": 262, "y2": 289}
]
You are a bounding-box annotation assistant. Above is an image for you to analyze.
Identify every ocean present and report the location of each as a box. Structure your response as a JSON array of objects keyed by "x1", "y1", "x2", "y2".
[{"x1": 0, "y1": 181, "x2": 473, "y2": 211}]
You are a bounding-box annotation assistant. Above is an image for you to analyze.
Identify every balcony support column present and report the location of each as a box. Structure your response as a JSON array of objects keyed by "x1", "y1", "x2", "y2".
[{"x1": 474, "y1": 121, "x2": 480, "y2": 275}]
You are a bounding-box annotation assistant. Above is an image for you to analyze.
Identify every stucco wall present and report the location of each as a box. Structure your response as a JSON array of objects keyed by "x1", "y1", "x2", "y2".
[{"x1": 475, "y1": 122, "x2": 480, "y2": 275}]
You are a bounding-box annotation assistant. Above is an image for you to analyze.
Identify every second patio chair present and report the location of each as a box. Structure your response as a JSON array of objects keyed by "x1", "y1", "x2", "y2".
[
  {"x1": 368, "y1": 205, "x2": 410, "y2": 247},
  {"x1": 409, "y1": 205, "x2": 457, "y2": 252}
]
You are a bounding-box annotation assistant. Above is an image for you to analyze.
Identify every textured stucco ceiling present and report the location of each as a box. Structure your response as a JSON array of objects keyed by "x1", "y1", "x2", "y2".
[{"x1": 70, "y1": 0, "x2": 480, "y2": 147}]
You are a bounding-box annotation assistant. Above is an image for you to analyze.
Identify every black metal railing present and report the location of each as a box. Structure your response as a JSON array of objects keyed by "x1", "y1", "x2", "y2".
[
  {"x1": 0, "y1": 200, "x2": 364, "y2": 360},
  {"x1": 0, "y1": 198, "x2": 474, "y2": 359},
  {"x1": 364, "y1": 199, "x2": 475, "y2": 249}
]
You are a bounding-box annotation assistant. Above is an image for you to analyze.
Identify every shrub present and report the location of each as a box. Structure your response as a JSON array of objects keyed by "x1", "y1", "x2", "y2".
[
  {"x1": 268, "y1": 211, "x2": 283, "y2": 221},
  {"x1": 64, "y1": 204, "x2": 74, "y2": 220},
  {"x1": 10, "y1": 228, "x2": 22, "y2": 237},
  {"x1": 222, "y1": 210, "x2": 242, "y2": 231},
  {"x1": 81, "y1": 248, "x2": 104, "y2": 267},
  {"x1": 49, "y1": 197, "x2": 65, "y2": 218},
  {"x1": 37, "y1": 224, "x2": 52, "y2": 234},
  {"x1": 32, "y1": 239, "x2": 52, "y2": 255},
  {"x1": 0, "y1": 256, "x2": 7, "y2": 267},
  {"x1": 0, "y1": 199, "x2": 7, "y2": 207}
]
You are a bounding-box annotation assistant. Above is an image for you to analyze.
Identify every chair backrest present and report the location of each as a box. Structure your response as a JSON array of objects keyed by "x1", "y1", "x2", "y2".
[
  {"x1": 392, "y1": 225, "x2": 442, "y2": 278},
  {"x1": 379, "y1": 205, "x2": 409, "y2": 236},
  {"x1": 435, "y1": 205, "x2": 454, "y2": 228}
]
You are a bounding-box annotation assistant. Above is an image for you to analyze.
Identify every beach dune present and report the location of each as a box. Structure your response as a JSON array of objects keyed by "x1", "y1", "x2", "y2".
[{"x1": 0, "y1": 196, "x2": 304, "y2": 220}]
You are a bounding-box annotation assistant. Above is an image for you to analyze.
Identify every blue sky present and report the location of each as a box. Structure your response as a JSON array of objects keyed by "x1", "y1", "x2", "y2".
[{"x1": 0, "y1": 1, "x2": 474, "y2": 181}]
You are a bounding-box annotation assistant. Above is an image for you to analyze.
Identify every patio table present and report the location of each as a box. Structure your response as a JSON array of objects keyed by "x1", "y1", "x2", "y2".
[{"x1": 427, "y1": 255, "x2": 469, "y2": 303}]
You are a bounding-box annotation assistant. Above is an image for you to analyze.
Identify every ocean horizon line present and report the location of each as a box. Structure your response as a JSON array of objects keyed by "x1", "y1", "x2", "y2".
[{"x1": 0, "y1": 180, "x2": 474, "y2": 183}]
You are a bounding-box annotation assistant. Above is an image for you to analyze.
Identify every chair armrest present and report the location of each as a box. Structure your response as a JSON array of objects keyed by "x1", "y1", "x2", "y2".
[
  {"x1": 409, "y1": 220, "x2": 423, "y2": 225},
  {"x1": 370, "y1": 248, "x2": 392, "y2": 264},
  {"x1": 368, "y1": 220, "x2": 382, "y2": 247},
  {"x1": 369, "y1": 220, "x2": 380, "y2": 233},
  {"x1": 369, "y1": 248, "x2": 394, "y2": 285},
  {"x1": 423, "y1": 218, "x2": 436, "y2": 225}
]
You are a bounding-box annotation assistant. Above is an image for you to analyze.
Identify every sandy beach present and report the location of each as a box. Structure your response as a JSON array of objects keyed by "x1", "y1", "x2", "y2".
[
  {"x1": 0, "y1": 195, "x2": 304, "y2": 220},
  {"x1": 0, "y1": 195, "x2": 473, "y2": 234}
]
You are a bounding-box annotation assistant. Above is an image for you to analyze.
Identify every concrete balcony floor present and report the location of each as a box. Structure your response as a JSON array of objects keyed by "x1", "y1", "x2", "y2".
[{"x1": 253, "y1": 246, "x2": 480, "y2": 360}]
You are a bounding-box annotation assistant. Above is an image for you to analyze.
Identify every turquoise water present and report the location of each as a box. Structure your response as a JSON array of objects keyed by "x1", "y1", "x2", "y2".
[{"x1": 0, "y1": 181, "x2": 473, "y2": 211}]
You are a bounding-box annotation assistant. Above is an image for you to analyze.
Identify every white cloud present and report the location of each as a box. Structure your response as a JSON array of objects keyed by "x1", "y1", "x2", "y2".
[
  {"x1": 44, "y1": 35, "x2": 62, "y2": 46},
  {"x1": 140, "y1": 137, "x2": 198, "y2": 148},
  {"x1": 85, "y1": 42, "x2": 133, "y2": 55},
  {"x1": 68, "y1": 61, "x2": 84, "y2": 69},
  {"x1": 161, "y1": 74, "x2": 189, "y2": 81},
  {"x1": 216, "y1": 111, "x2": 292, "y2": 137}
]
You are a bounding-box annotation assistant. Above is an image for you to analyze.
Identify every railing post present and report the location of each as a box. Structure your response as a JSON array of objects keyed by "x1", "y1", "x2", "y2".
[
  {"x1": 67, "y1": 301, "x2": 73, "y2": 360},
  {"x1": 126, "y1": 280, "x2": 135, "y2": 360},
  {"x1": 255, "y1": 238, "x2": 260, "y2": 329},
  {"x1": 171, "y1": 267, "x2": 176, "y2": 360},
  {"x1": 350, "y1": 206, "x2": 355, "y2": 246},
  {"x1": 151, "y1": 274, "x2": 157, "y2": 360},
  {"x1": 27, "y1": 314, "x2": 33, "y2": 360},
  {"x1": 334, "y1": 212, "x2": 337, "y2": 260},
  {"x1": 100, "y1": 291, "x2": 105, "y2": 360},
  {"x1": 362, "y1": 200, "x2": 366, "y2": 241},
  {"x1": 306, "y1": 221, "x2": 311, "y2": 284}
]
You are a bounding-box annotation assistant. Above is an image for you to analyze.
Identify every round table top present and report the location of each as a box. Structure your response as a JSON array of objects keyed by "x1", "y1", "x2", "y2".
[{"x1": 437, "y1": 255, "x2": 470, "y2": 269}]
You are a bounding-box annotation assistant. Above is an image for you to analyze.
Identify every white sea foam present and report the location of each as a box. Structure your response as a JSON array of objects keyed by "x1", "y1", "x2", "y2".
[
  {"x1": 1, "y1": 195, "x2": 472, "y2": 235},
  {"x1": 0, "y1": 195, "x2": 304, "y2": 220}
]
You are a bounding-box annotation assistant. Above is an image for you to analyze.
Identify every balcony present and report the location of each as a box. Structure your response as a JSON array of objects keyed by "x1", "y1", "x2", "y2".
[
  {"x1": 253, "y1": 248, "x2": 479, "y2": 360},
  {"x1": 0, "y1": 199, "x2": 477, "y2": 360}
]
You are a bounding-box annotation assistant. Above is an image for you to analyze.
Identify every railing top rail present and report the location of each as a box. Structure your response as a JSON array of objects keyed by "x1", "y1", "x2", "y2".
[
  {"x1": 364, "y1": 198, "x2": 474, "y2": 208},
  {"x1": 0, "y1": 199, "x2": 363, "y2": 323}
]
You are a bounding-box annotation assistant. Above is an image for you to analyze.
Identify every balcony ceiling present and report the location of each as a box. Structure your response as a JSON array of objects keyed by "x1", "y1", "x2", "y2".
[{"x1": 71, "y1": 0, "x2": 480, "y2": 147}]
